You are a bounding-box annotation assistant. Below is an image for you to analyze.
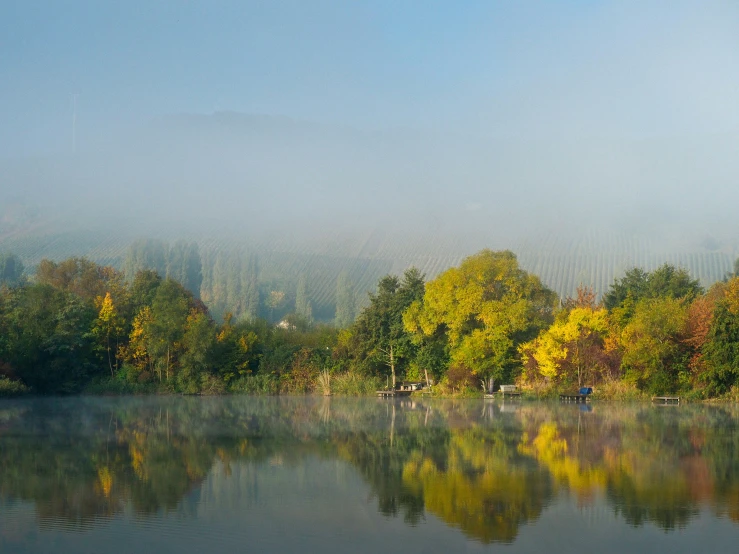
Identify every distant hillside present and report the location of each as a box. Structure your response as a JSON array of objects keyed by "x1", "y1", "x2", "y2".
[
  {"x1": 1, "y1": 215, "x2": 736, "y2": 323},
  {"x1": 2, "y1": 111, "x2": 738, "y2": 319}
]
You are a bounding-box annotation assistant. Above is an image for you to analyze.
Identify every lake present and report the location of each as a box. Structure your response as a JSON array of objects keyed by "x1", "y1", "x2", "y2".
[{"x1": 1, "y1": 397, "x2": 738, "y2": 553}]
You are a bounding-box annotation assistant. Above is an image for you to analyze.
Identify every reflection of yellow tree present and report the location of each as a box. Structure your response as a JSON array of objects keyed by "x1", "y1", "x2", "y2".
[
  {"x1": 402, "y1": 430, "x2": 551, "y2": 544},
  {"x1": 519, "y1": 422, "x2": 607, "y2": 500},
  {"x1": 604, "y1": 437, "x2": 696, "y2": 529},
  {"x1": 97, "y1": 466, "x2": 113, "y2": 498},
  {"x1": 4, "y1": 399, "x2": 739, "y2": 538},
  {"x1": 518, "y1": 409, "x2": 701, "y2": 530}
]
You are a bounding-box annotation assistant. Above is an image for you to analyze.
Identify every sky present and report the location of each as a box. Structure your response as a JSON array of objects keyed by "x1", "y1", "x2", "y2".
[
  {"x1": 2, "y1": 0, "x2": 739, "y2": 156},
  {"x1": 2, "y1": 0, "x2": 739, "y2": 259}
]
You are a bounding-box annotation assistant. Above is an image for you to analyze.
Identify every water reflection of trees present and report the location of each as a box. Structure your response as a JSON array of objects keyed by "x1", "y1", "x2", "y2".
[{"x1": 1, "y1": 399, "x2": 739, "y2": 541}]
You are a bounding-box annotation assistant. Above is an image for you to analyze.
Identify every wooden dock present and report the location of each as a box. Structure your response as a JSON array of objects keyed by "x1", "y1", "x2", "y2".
[
  {"x1": 559, "y1": 394, "x2": 590, "y2": 403},
  {"x1": 484, "y1": 391, "x2": 522, "y2": 399},
  {"x1": 652, "y1": 396, "x2": 680, "y2": 404},
  {"x1": 376, "y1": 390, "x2": 413, "y2": 397}
]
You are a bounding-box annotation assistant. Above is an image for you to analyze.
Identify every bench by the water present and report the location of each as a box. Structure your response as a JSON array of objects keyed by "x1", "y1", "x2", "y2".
[
  {"x1": 652, "y1": 396, "x2": 680, "y2": 404},
  {"x1": 377, "y1": 381, "x2": 424, "y2": 398},
  {"x1": 499, "y1": 385, "x2": 520, "y2": 396},
  {"x1": 484, "y1": 385, "x2": 521, "y2": 399},
  {"x1": 485, "y1": 391, "x2": 521, "y2": 398}
]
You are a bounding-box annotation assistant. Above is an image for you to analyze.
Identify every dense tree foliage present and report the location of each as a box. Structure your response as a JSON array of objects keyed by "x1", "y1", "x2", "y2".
[
  {"x1": 124, "y1": 239, "x2": 202, "y2": 297},
  {"x1": 603, "y1": 264, "x2": 702, "y2": 312},
  {"x1": 340, "y1": 268, "x2": 426, "y2": 387},
  {"x1": 521, "y1": 306, "x2": 614, "y2": 388},
  {"x1": 3, "y1": 248, "x2": 739, "y2": 397},
  {"x1": 404, "y1": 250, "x2": 556, "y2": 386}
]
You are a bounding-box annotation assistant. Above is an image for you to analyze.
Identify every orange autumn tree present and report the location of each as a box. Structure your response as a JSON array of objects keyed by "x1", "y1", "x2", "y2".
[{"x1": 682, "y1": 283, "x2": 725, "y2": 383}]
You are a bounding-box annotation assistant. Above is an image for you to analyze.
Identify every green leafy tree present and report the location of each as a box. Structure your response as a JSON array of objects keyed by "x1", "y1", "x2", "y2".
[
  {"x1": 211, "y1": 315, "x2": 261, "y2": 382},
  {"x1": 36, "y1": 257, "x2": 125, "y2": 303},
  {"x1": 618, "y1": 297, "x2": 689, "y2": 393},
  {"x1": 178, "y1": 310, "x2": 216, "y2": 392},
  {"x1": 603, "y1": 267, "x2": 650, "y2": 311},
  {"x1": 404, "y1": 250, "x2": 556, "y2": 385},
  {"x1": 0, "y1": 284, "x2": 97, "y2": 393},
  {"x1": 130, "y1": 269, "x2": 163, "y2": 313},
  {"x1": 347, "y1": 268, "x2": 425, "y2": 387},
  {"x1": 604, "y1": 264, "x2": 702, "y2": 312},
  {"x1": 147, "y1": 279, "x2": 197, "y2": 382},
  {"x1": 700, "y1": 278, "x2": 739, "y2": 395}
]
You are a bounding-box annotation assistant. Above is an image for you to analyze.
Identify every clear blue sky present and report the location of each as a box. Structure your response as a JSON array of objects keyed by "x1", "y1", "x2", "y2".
[{"x1": 2, "y1": 0, "x2": 739, "y2": 155}]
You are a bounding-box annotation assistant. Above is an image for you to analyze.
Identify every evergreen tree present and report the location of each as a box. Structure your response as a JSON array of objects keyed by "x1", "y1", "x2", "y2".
[
  {"x1": 604, "y1": 264, "x2": 702, "y2": 311},
  {"x1": 348, "y1": 268, "x2": 426, "y2": 385}
]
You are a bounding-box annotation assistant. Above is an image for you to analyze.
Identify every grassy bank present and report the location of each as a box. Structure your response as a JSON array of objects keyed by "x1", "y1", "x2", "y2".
[
  {"x1": 11, "y1": 371, "x2": 739, "y2": 402},
  {"x1": 80, "y1": 370, "x2": 384, "y2": 397}
]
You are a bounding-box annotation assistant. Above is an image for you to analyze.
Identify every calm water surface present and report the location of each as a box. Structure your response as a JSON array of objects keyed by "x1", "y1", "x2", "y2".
[{"x1": 1, "y1": 397, "x2": 738, "y2": 553}]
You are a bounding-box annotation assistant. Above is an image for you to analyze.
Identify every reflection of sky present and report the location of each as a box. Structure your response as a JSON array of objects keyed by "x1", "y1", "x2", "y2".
[{"x1": 1, "y1": 458, "x2": 738, "y2": 554}]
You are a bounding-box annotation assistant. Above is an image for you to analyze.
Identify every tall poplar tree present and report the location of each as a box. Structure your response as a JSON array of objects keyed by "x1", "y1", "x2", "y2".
[
  {"x1": 335, "y1": 271, "x2": 356, "y2": 328},
  {"x1": 124, "y1": 239, "x2": 168, "y2": 282},
  {"x1": 0, "y1": 253, "x2": 24, "y2": 287},
  {"x1": 295, "y1": 274, "x2": 313, "y2": 323}
]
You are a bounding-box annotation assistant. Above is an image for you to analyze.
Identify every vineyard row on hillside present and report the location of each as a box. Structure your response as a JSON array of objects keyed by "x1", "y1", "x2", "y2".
[{"x1": 1, "y1": 229, "x2": 736, "y2": 322}]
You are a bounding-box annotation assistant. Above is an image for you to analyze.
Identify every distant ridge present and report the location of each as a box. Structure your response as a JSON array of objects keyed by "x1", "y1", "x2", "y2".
[{"x1": 1, "y1": 216, "x2": 735, "y2": 322}]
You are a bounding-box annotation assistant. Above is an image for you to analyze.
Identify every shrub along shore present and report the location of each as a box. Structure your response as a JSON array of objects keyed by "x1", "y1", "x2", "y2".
[{"x1": 2, "y1": 249, "x2": 739, "y2": 400}]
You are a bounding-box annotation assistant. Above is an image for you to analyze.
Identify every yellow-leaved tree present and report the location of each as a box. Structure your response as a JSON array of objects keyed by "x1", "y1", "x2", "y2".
[
  {"x1": 403, "y1": 249, "x2": 556, "y2": 387},
  {"x1": 120, "y1": 306, "x2": 154, "y2": 377},
  {"x1": 520, "y1": 306, "x2": 613, "y2": 388},
  {"x1": 93, "y1": 292, "x2": 124, "y2": 376}
]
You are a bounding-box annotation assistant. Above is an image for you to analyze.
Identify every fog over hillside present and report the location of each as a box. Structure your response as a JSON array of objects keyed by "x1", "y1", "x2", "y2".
[
  {"x1": 3, "y1": 111, "x2": 738, "y2": 246},
  {"x1": 2, "y1": 1, "x2": 739, "y2": 304}
]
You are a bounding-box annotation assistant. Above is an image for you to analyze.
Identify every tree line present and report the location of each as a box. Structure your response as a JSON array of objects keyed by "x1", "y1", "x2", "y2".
[{"x1": 2, "y1": 247, "x2": 739, "y2": 397}]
